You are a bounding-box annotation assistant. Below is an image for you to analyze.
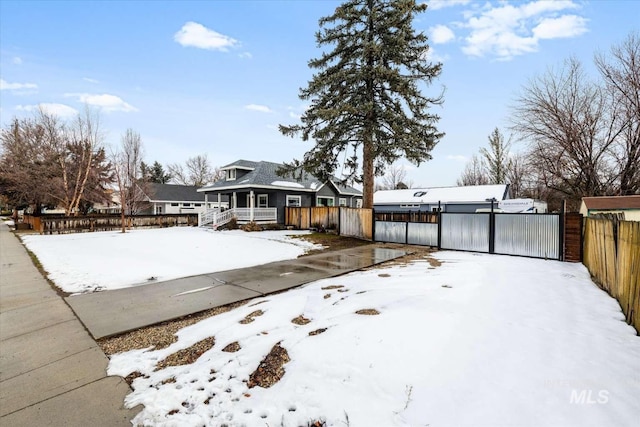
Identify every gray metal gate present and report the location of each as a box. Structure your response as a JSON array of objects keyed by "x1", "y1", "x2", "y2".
[
  {"x1": 374, "y1": 211, "x2": 562, "y2": 260},
  {"x1": 440, "y1": 213, "x2": 490, "y2": 253},
  {"x1": 494, "y1": 214, "x2": 559, "y2": 259}
]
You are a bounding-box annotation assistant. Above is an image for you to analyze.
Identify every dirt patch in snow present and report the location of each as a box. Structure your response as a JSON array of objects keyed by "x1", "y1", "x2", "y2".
[
  {"x1": 291, "y1": 315, "x2": 311, "y2": 325},
  {"x1": 222, "y1": 341, "x2": 241, "y2": 353},
  {"x1": 240, "y1": 310, "x2": 264, "y2": 324},
  {"x1": 155, "y1": 337, "x2": 215, "y2": 370},
  {"x1": 247, "y1": 342, "x2": 290, "y2": 388},
  {"x1": 321, "y1": 285, "x2": 344, "y2": 290},
  {"x1": 356, "y1": 309, "x2": 380, "y2": 315},
  {"x1": 309, "y1": 328, "x2": 328, "y2": 336}
]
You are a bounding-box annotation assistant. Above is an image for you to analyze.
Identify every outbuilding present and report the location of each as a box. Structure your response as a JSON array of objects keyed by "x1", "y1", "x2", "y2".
[{"x1": 374, "y1": 184, "x2": 511, "y2": 213}]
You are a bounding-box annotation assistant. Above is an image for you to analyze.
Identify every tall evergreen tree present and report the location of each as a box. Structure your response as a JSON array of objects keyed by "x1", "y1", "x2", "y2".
[
  {"x1": 480, "y1": 127, "x2": 511, "y2": 184},
  {"x1": 279, "y1": 0, "x2": 443, "y2": 208}
]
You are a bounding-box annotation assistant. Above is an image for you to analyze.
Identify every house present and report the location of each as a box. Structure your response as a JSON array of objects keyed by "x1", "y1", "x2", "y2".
[
  {"x1": 197, "y1": 160, "x2": 363, "y2": 224},
  {"x1": 580, "y1": 195, "x2": 640, "y2": 221},
  {"x1": 374, "y1": 184, "x2": 511, "y2": 213},
  {"x1": 139, "y1": 183, "x2": 229, "y2": 215}
]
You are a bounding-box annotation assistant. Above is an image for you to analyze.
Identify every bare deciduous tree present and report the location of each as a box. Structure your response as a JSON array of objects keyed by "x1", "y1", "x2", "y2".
[
  {"x1": 376, "y1": 164, "x2": 414, "y2": 190},
  {"x1": 595, "y1": 31, "x2": 640, "y2": 195},
  {"x1": 168, "y1": 154, "x2": 221, "y2": 187},
  {"x1": 0, "y1": 108, "x2": 111, "y2": 215},
  {"x1": 456, "y1": 154, "x2": 489, "y2": 186},
  {"x1": 511, "y1": 58, "x2": 622, "y2": 205}
]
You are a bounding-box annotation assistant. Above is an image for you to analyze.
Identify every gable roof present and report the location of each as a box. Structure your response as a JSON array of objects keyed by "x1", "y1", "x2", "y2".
[
  {"x1": 198, "y1": 160, "x2": 362, "y2": 196},
  {"x1": 374, "y1": 184, "x2": 510, "y2": 205},
  {"x1": 144, "y1": 183, "x2": 206, "y2": 202},
  {"x1": 582, "y1": 195, "x2": 640, "y2": 210}
]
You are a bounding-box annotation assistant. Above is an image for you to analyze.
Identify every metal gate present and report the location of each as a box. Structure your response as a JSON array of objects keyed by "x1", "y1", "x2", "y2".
[{"x1": 440, "y1": 213, "x2": 490, "y2": 253}]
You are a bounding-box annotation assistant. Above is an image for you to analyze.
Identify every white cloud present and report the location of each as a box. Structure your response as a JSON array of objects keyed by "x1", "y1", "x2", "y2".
[
  {"x1": 16, "y1": 103, "x2": 78, "y2": 118},
  {"x1": 174, "y1": 22, "x2": 238, "y2": 51},
  {"x1": 12, "y1": 57, "x2": 23, "y2": 65},
  {"x1": 83, "y1": 77, "x2": 100, "y2": 84},
  {"x1": 288, "y1": 111, "x2": 301, "y2": 119},
  {"x1": 446, "y1": 154, "x2": 468, "y2": 163},
  {"x1": 65, "y1": 93, "x2": 138, "y2": 112},
  {"x1": 429, "y1": 25, "x2": 455, "y2": 44},
  {"x1": 533, "y1": 15, "x2": 588, "y2": 39},
  {"x1": 427, "y1": 0, "x2": 470, "y2": 11},
  {"x1": 245, "y1": 104, "x2": 272, "y2": 113},
  {"x1": 459, "y1": 0, "x2": 588, "y2": 60},
  {"x1": 238, "y1": 52, "x2": 253, "y2": 59},
  {"x1": 0, "y1": 78, "x2": 38, "y2": 91}
]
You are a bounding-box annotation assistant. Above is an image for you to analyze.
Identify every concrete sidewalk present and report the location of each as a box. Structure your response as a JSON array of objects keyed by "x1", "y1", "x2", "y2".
[
  {"x1": 67, "y1": 245, "x2": 408, "y2": 339},
  {"x1": 0, "y1": 222, "x2": 139, "y2": 426}
]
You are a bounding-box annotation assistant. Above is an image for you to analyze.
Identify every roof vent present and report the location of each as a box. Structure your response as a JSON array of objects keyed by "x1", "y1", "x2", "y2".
[{"x1": 413, "y1": 191, "x2": 427, "y2": 197}]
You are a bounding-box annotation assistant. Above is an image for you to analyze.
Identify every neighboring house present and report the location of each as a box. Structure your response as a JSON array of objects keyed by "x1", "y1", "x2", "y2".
[
  {"x1": 139, "y1": 183, "x2": 229, "y2": 215},
  {"x1": 197, "y1": 160, "x2": 363, "y2": 224},
  {"x1": 580, "y1": 195, "x2": 640, "y2": 221},
  {"x1": 374, "y1": 184, "x2": 511, "y2": 213}
]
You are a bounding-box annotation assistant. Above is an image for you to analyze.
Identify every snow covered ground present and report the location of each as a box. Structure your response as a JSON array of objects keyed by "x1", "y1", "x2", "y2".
[
  {"x1": 108, "y1": 252, "x2": 640, "y2": 427},
  {"x1": 20, "y1": 228, "x2": 322, "y2": 294}
]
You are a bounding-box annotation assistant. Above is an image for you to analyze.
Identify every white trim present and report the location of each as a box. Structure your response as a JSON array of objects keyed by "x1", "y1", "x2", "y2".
[
  {"x1": 317, "y1": 196, "x2": 334, "y2": 207},
  {"x1": 338, "y1": 198, "x2": 347, "y2": 206},
  {"x1": 257, "y1": 194, "x2": 268, "y2": 208},
  {"x1": 220, "y1": 165, "x2": 255, "y2": 171},
  {"x1": 226, "y1": 169, "x2": 237, "y2": 181},
  {"x1": 286, "y1": 195, "x2": 302, "y2": 207},
  {"x1": 199, "y1": 184, "x2": 318, "y2": 193}
]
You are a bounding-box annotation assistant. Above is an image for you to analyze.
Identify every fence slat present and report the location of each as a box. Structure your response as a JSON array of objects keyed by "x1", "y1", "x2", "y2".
[{"x1": 584, "y1": 218, "x2": 639, "y2": 334}]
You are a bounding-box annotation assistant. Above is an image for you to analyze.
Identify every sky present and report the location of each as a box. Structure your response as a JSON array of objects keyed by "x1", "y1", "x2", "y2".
[{"x1": 1, "y1": 0, "x2": 638, "y2": 187}]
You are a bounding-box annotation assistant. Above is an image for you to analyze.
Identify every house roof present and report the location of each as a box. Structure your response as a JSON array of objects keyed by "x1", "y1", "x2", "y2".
[
  {"x1": 220, "y1": 159, "x2": 258, "y2": 171},
  {"x1": 198, "y1": 160, "x2": 362, "y2": 196},
  {"x1": 145, "y1": 183, "x2": 206, "y2": 202},
  {"x1": 374, "y1": 184, "x2": 510, "y2": 205},
  {"x1": 582, "y1": 195, "x2": 640, "y2": 210}
]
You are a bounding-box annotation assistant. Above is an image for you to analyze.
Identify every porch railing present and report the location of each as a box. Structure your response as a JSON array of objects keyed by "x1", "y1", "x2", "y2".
[{"x1": 198, "y1": 207, "x2": 278, "y2": 228}]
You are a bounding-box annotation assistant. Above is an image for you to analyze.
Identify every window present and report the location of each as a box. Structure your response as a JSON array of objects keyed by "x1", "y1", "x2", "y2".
[
  {"x1": 226, "y1": 169, "x2": 236, "y2": 181},
  {"x1": 257, "y1": 194, "x2": 268, "y2": 208},
  {"x1": 171, "y1": 203, "x2": 179, "y2": 207},
  {"x1": 194, "y1": 203, "x2": 202, "y2": 207},
  {"x1": 286, "y1": 195, "x2": 301, "y2": 207},
  {"x1": 356, "y1": 199, "x2": 363, "y2": 208},
  {"x1": 183, "y1": 203, "x2": 191, "y2": 207},
  {"x1": 317, "y1": 196, "x2": 334, "y2": 207},
  {"x1": 339, "y1": 198, "x2": 347, "y2": 207}
]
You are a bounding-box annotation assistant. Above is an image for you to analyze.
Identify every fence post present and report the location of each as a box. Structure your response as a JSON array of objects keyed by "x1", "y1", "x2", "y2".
[
  {"x1": 437, "y1": 211, "x2": 442, "y2": 250},
  {"x1": 405, "y1": 221, "x2": 409, "y2": 244},
  {"x1": 372, "y1": 209, "x2": 376, "y2": 242},
  {"x1": 559, "y1": 200, "x2": 566, "y2": 261},
  {"x1": 489, "y1": 212, "x2": 495, "y2": 254}
]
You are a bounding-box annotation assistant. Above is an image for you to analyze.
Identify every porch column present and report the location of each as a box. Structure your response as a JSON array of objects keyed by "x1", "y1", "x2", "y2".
[
  {"x1": 250, "y1": 190, "x2": 255, "y2": 221},
  {"x1": 218, "y1": 193, "x2": 221, "y2": 209},
  {"x1": 204, "y1": 193, "x2": 208, "y2": 208},
  {"x1": 232, "y1": 192, "x2": 237, "y2": 209}
]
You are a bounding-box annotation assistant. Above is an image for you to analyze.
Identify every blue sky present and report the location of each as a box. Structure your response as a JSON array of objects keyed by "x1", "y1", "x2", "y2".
[{"x1": 1, "y1": 0, "x2": 637, "y2": 187}]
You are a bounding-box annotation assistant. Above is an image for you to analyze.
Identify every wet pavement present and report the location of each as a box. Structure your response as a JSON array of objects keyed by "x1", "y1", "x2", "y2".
[{"x1": 66, "y1": 245, "x2": 408, "y2": 339}]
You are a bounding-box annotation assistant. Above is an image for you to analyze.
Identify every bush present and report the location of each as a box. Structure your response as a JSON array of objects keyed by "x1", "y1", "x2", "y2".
[{"x1": 241, "y1": 221, "x2": 263, "y2": 232}]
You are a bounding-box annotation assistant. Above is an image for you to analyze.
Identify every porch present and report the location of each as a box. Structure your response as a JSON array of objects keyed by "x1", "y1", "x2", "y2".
[{"x1": 198, "y1": 207, "x2": 278, "y2": 228}]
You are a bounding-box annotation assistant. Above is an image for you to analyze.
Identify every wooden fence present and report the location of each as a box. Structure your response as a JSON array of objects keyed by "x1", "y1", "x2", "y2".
[
  {"x1": 583, "y1": 218, "x2": 640, "y2": 333},
  {"x1": 24, "y1": 214, "x2": 199, "y2": 234},
  {"x1": 374, "y1": 211, "x2": 438, "y2": 223},
  {"x1": 285, "y1": 207, "x2": 373, "y2": 240}
]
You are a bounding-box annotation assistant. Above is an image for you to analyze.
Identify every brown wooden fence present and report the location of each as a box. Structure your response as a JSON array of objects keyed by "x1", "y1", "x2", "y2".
[
  {"x1": 285, "y1": 207, "x2": 373, "y2": 240},
  {"x1": 583, "y1": 218, "x2": 640, "y2": 333},
  {"x1": 24, "y1": 214, "x2": 198, "y2": 234},
  {"x1": 374, "y1": 211, "x2": 438, "y2": 223}
]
